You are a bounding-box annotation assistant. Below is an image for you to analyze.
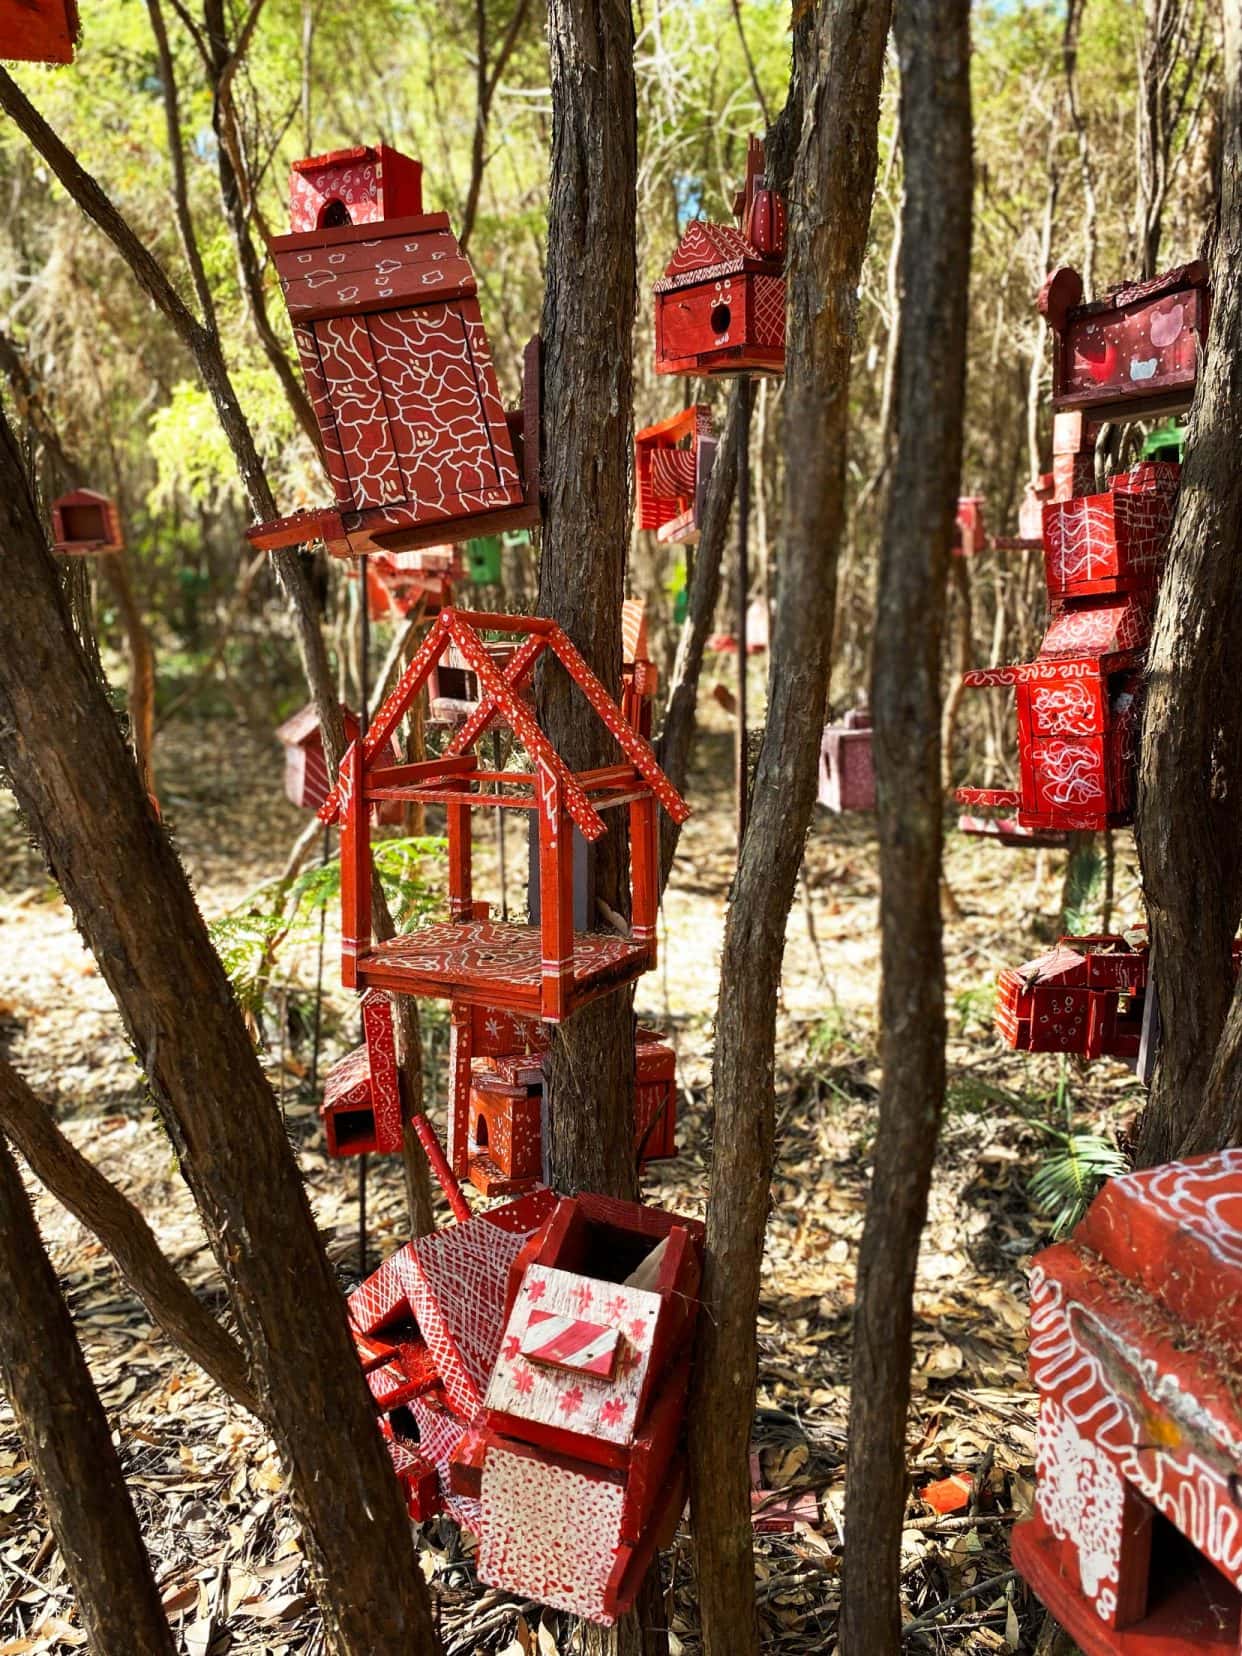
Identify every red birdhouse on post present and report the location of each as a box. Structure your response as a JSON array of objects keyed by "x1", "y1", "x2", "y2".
[
  {"x1": 246, "y1": 146, "x2": 540, "y2": 558},
  {"x1": 654, "y1": 137, "x2": 786, "y2": 377},
  {"x1": 634, "y1": 406, "x2": 718, "y2": 543},
  {"x1": 50, "y1": 489, "x2": 124, "y2": 555},
  {"x1": 317, "y1": 608, "x2": 690, "y2": 1024},
  {"x1": 0, "y1": 0, "x2": 79, "y2": 62},
  {"x1": 1013, "y1": 1149, "x2": 1242, "y2": 1653},
  {"x1": 953, "y1": 261, "x2": 1209, "y2": 838},
  {"x1": 320, "y1": 989, "x2": 404, "y2": 1156}
]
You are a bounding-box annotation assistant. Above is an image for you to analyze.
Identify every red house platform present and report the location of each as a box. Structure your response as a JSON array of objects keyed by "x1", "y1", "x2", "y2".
[
  {"x1": 1013, "y1": 1150, "x2": 1242, "y2": 1652},
  {"x1": 318, "y1": 609, "x2": 690, "y2": 1022}
]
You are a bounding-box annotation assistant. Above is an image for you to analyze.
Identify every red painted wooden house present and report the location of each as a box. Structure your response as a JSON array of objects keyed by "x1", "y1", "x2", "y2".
[
  {"x1": 275, "y1": 701, "x2": 402, "y2": 821},
  {"x1": 995, "y1": 934, "x2": 1148, "y2": 1061},
  {"x1": 634, "y1": 406, "x2": 718, "y2": 544},
  {"x1": 317, "y1": 608, "x2": 690, "y2": 1023},
  {"x1": 50, "y1": 489, "x2": 123, "y2": 555},
  {"x1": 818, "y1": 707, "x2": 875, "y2": 814},
  {"x1": 320, "y1": 989, "x2": 404, "y2": 1156},
  {"x1": 654, "y1": 137, "x2": 785, "y2": 377},
  {"x1": 1013, "y1": 1149, "x2": 1242, "y2": 1653},
  {"x1": 246, "y1": 146, "x2": 540, "y2": 559},
  {"x1": 0, "y1": 0, "x2": 79, "y2": 61},
  {"x1": 454, "y1": 1194, "x2": 705, "y2": 1625}
]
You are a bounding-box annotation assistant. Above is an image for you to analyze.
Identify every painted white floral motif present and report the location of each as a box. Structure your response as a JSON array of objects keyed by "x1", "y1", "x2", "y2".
[{"x1": 1036, "y1": 1398, "x2": 1125, "y2": 1612}]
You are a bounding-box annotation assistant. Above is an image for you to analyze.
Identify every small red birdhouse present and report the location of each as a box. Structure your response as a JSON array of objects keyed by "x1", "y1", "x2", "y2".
[
  {"x1": 275, "y1": 702, "x2": 403, "y2": 821},
  {"x1": 1013, "y1": 1149, "x2": 1242, "y2": 1652},
  {"x1": 463, "y1": 1195, "x2": 704, "y2": 1625},
  {"x1": 995, "y1": 934, "x2": 1148, "y2": 1061},
  {"x1": 1042, "y1": 463, "x2": 1180, "y2": 599},
  {"x1": 50, "y1": 489, "x2": 123, "y2": 555},
  {"x1": 0, "y1": 0, "x2": 79, "y2": 62},
  {"x1": 318, "y1": 609, "x2": 690, "y2": 1023},
  {"x1": 319, "y1": 989, "x2": 405, "y2": 1157},
  {"x1": 247, "y1": 148, "x2": 540, "y2": 558},
  {"x1": 621, "y1": 597, "x2": 658, "y2": 738},
  {"x1": 654, "y1": 137, "x2": 785, "y2": 378},
  {"x1": 953, "y1": 496, "x2": 987, "y2": 557},
  {"x1": 818, "y1": 708, "x2": 875, "y2": 813},
  {"x1": 634, "y1": 406, "x2": 718, "y2": 544}
]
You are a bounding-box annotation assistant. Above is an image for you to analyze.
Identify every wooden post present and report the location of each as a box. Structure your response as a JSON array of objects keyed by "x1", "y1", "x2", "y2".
[
  {"x1": 0, "y1": 1136, "x2": 176, "y2": 1656},
  {"x1": 630, "y1": 792, "x2": 658, "y2": 957},
  {"x1": 537, "y1": 765, "x2": 575, "y2": 1022},
  {"x1": 447, "y1": 801, "x2": 474, "y2": 920},
  {"x1": 358, "y1": 580, "x2": 371, "y2": 1278},
  {"x1": 736, "y1": 374, "x2": 752, "y2": 846},
  {"x1": 447, "y1": 1000, "x2": 474, "y2": 1178}
]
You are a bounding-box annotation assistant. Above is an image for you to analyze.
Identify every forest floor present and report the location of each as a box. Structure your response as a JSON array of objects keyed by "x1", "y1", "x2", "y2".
[{"x1": 0, "y1": 696, "x2": 1147, "y2": 1656}]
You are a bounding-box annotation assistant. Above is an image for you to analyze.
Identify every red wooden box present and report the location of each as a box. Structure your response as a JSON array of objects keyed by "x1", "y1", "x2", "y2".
[
  {"x1": 995, "y1": 935, "x2": 1147, "y2": 1059},
  {"x1": 0, "y1": 0, "x2": 78, "y2": 61},
  {"x1": 50, "y1": 489, "x2": 123, "y2": 555},
  {"x1": 634, "y1": 406, "x2": 718, "y2": 544},
  {"x1": 275, "y1": 702, "x2": 402, "y2": 822},
  {"x1": 320, "y1": 989, "x2": 404, "y2": 1156},
  {"x1": 1042, "y1": 463, "x2": 1179, "y2": 599},
  {"x1": 654, "y1": 138, "x2": 784, "y2": 378},
  {"x1": 1012, "y1": 1150, "x2": 1242, "y2": 1652},
  {"x1": 818, "y1": 708, "x2": 875, "y2": 813},
  {"x1": 247, "y1": 147, "x2": 540, "y2": 558}
]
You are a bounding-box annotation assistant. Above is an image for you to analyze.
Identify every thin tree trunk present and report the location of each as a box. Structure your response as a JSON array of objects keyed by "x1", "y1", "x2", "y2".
[
  {"x1": 0, "y1": 413, "x2": 440, "y2": 1655},
  {"x1": 0, "y1": 1135, "x2": 177, "y2": 1656},
  {"x1": 97, "y1": 552, "x2": 157, "y2": 797},
  {"x1": 686, "y1": 6, "x2": 892, "y2": 1652},
  {"x1": 841, "y1": 2, "x2": 973, "y2": 1651},
  {"x1": 1135, "y1": 1, "x2": 1242, "y2": 1165},
  {"x1": 0, "y1": 1056, "x2": 259, "y2": 1417}
]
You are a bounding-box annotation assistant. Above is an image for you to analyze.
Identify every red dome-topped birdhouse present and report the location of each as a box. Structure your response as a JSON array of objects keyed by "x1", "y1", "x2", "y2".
[
  {"x1": 246, "y1": 147, "x2": 540, "y2": 559},
  {"x1": 0, "y1": 0, "x2": 79, "y2": 61},
  {"x1": 654, "y1": 137, "x2": 785, "y2": 378},
  {"x1": 50, "y1": 489, "x2": 123, "y2": 555},
  {"x1": 634, "y1": 406, "x2": 718, "y2": 544}
]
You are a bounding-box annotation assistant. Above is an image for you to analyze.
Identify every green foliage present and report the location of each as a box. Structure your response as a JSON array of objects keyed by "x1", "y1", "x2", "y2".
[
  {"x1": 953, "y1": 981, "x2": 997, "y2": 1034},
  {"x1": 1029, "y1": 1130, "x2": 1129, "y2": 1238},
  {"x1": 1062, "y1": 840, "x2": 1105, "y2": 935}
]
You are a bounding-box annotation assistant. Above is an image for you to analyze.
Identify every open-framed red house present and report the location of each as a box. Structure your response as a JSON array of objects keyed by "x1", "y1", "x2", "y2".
[
  {"x1": 246, "y1": 146, "x2": 540, "y2": 559},
  {"x1": 318, "y1": 608, "x2": 690, "y2": 1023}
]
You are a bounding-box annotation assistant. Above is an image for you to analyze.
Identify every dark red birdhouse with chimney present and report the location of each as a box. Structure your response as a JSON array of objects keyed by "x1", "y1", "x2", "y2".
[
  {"x1": 246, "y1": 146, "x2": 540, "y2": 558},
  {"x1": 654, "y1": 137, "x2": 785, "y2": 378}
]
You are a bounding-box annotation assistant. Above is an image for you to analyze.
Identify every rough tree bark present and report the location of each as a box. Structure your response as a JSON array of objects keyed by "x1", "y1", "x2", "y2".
[
  {"x1": 0, "y1": 1135, "x2": 176, "y2": 1656},
  {"x1": 536, "y1": 0, "x2": 639, "y2": 1208},
  {"x1": 1134, "y1": 1, "x2": 1242, "y2": 1164},
  {"x1": 686, "y1": 4, "x2": 892, "y2": 1652},
  {"x1": 841, "y1": 3, "x2": 973, "y2": 1651},
  {"x1": 0, "y1": 416, "x2": 441, "y2": 1655},
  {"x1": 0, "y1": 1056, "x2": 259, "y2": 1417}
]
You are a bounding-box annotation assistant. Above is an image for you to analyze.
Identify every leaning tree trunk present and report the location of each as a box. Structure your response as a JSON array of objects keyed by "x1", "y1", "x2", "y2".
[
  {"x1": 0, "y1": 1135, "x2": 176, "y2": 1656},
  {"x1": 686, "y1": 5, "x2": 893, "y2": 1652},
  {"x1": 1135, "y1": 0, "x2": 1242, "y2": 1165},
  {"x1": 841, "y1": 3, "x2": 973, "y2": 1651},
  {"x1": 0, "y1": 412, "x2": 441, "y2": 1656},
  {"x1": 97, "y1": 551, "x2": 157, "y2": 797}
]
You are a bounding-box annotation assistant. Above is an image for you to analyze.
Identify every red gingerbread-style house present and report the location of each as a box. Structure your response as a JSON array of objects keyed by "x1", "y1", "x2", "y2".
[
  {"x1": 634, "y1": 406, "x2": 718, "y2": 544},
  {"x1": 0, "y1": 0, "x2": 79, "y2": 61},
  {"x1": 654, "y1": 137, "x2": 786, "y2": 378},
  {"x1": 318, "y1": 608, "x2": 690, "y2": 1023},
  {"x1": 1013, "y1": 1149, "x2": 1242, "y2": 1652},
  {"x1": 50, "y1": 489, "x2": 124, "y2": 555},
  {"x1": 246, "y1": 146, "x2": 539, "y2": 559}
]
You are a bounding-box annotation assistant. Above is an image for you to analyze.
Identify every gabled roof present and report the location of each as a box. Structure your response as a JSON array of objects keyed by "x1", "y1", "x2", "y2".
[
  {"x1": 318, "y1": 609, "x2": 691, "y2": 834},
  {"x1": 653, "y1": 220, "x2": 776, "y2": 292}
]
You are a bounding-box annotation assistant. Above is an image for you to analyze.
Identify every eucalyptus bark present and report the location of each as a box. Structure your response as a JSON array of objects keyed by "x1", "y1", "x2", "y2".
[
  {"x1": 1135, "y1": 2, "x2": 1242, "y2": 1164},
  {"x1": 536, "y1": 0, "x2": 639, "y2": 1208},
  {"x1": 0, "y1": 413, "x2": 441, "y2": 1655},
  {"x1": 0, "y1": 1056, "x2": 258, "y2": 1417},
  {"x1": 0, "y1": 1135, "x2": 176, "y2": 1656},
  {"x1": 686, "y1": 5, "x2": 892, "y2": 1652},
  {"x1": 841, "y1": 3, "x2": 973, "y2": 1651}
]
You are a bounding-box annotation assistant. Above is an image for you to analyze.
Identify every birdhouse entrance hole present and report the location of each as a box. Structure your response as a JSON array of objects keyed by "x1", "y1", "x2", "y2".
[
  {"x1": 333, "y1": 1107, "x2": 377, "y2": 1153},
  {"x1": 1117, "y1": 1481, "x2": 1240, "y2": 1643},
  {"x1": 710, "y1": 302, "x2": 731, "y2": 334},
  {"x1": 318, "y1": 197, "x2": 352, "y2": 228}
]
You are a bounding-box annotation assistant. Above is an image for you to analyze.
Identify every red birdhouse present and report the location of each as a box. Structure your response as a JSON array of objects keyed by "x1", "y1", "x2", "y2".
[
  {"x1": 952, "y1": 496, "x2": 986, "y2": 557},
  {"x1": 246, "y1": 147, "x2": 540, "y2": 558},
  {"x1": 634, "y1": 406, "x2": 718, "y2": 544},
  {"x1": 1042, "y1": 462, "x2": 1180, "y2": 599},
  {"x1": 274, "y1": 702, "x2": 402, "y2": 821},
  {"x1": 458, "y1": 1194, "x2": 704, "y2": 1626},
  {"x1": 995, "y1": 934, "x2": 1148, "y2": 1061},
  {"x1": 320, "y1": 989, "x2": 404, "y2": 1156},
  {"x1": 0, "y1": 0, "x2": 79, "y2": 62},
  {"x1": 317, "y1": 609, "x2": 690, "y2": 1023},
  {"x1": 1012, "y1": 1149, "x2": 1242, "y2": 1653},
  {"x1": 621, "y1": 597, "x2": 659, "y2": 739},
  {"x1": 50, "y1": 489, "x2": 123, "y2": 555},
  {"x1": 654, "y1": 137, "x2": 785, "y2": 378},
  {"x1": 1039, "y1": 261, "x2": 1210, "y2": 422},
  {"x1": 818, "y1": 708, "x2": 875, "y2": 813}
]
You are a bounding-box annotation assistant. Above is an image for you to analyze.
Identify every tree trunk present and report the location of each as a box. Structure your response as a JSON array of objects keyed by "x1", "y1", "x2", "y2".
[
  {"x1": 1134, "y1": 1, "x2": 1242, "y2": 1165},
  {"x1": 0, "y1": 412, "x2": 440, "y2": 1655},
  {"x1": 686, "y1": 5, "x2": 892, "y2": 1652},
  {"x1": 536, "y1": 0, "x2": 639, "y2": 1207},
  {"x1": 0, "y1": 1134, "x2": 176, "y2": 1656},
  {"x1": 97, "y1": 551, "x2": 157, "y2": 797},
  {"x1": 841, "y1": 2, "x2": 973, "y2": 1651},
  {"x1": 0, "y1": 1056, "x2": 258, "y2": 1417}
]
